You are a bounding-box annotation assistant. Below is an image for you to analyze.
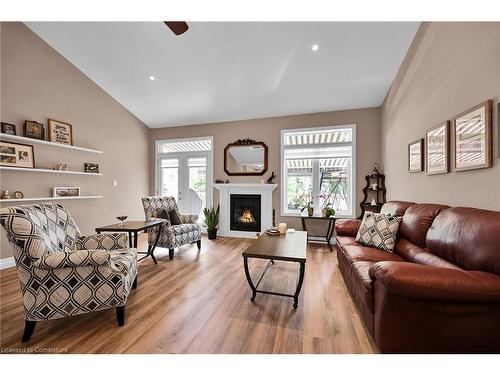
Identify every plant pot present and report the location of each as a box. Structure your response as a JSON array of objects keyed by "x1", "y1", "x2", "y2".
[
  {"x1": 322, "y1": 208, "x2": 328, "y2": 217},
  {"x1": 307, "y1": 207, "x2": 314, "y2": 217},
  {"x1": 207, "y1": 228, "x2": 218, "y2": 240}
]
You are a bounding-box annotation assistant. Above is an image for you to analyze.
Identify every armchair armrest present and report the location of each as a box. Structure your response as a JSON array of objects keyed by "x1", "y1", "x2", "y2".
[
  {"x1": 335, "y1": 219, "x2": 361, "y2": 237},
  {"x1": 33, "y1": 250, "x2": 110, "y2": 269},
  {"x1": 77, "y1": 233, "x2": 128, "y2": 250},
  {"x1": 369, "y1": 261, "x2": 500, "y2": 302},
  {"x1": 179, "y1": 213, "x2": 199, "y2": 224}
]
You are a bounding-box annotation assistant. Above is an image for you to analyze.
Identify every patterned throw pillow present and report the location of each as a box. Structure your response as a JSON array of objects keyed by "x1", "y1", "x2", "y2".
[{"x1": 355, "y1": 212, "x2": 401, "y2": 252}]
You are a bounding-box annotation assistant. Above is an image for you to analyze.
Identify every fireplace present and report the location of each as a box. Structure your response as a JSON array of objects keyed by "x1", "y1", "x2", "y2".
[{"x1": 230, "y1": 194, "x2": 261, "y2": 232}]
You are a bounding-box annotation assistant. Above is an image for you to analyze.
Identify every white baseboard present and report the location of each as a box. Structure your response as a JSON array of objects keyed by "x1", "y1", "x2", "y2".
[{"x1": 0, "y1": 256, "x2": 15, "y2": 270}]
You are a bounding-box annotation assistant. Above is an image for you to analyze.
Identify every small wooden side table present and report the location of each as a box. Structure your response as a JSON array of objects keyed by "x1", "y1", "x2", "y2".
[
  {"x1": 95, "y1": 220, "x2": 164, "y2": 264},
  {"x1": 300, "y1": 215, "x2": 336, "y2": 251}
]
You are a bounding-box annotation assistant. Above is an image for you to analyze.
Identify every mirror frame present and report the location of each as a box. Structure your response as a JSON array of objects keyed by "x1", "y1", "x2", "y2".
[{"x1": 224, "y1": 138, "x2": 268, "y2": 176}]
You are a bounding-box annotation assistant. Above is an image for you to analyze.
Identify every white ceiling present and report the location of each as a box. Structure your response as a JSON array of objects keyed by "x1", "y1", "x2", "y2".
[{"x1": 26, "y1": 22, "x2": 419, "y2": 128}]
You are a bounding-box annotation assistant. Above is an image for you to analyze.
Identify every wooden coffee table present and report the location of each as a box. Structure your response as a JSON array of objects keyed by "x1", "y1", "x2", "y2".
[
  {"x1": 95, "y1": 220, "x2": 164, "y2": 264},
  {"x1": 242, "y1": 231, "x2": 307, "y2": 309}
]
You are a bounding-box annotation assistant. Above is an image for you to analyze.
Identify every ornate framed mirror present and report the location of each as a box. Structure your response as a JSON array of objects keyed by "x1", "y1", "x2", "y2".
[{"x1": 224, "y1": 139, "x2": 268, "y2": 176}]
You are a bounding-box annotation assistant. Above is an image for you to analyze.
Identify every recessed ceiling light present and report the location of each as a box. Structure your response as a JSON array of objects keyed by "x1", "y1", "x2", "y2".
[
  {"x1": 148, "y1": 75, "x2": 156, "y2": 81},
  {"x1": 311, "y1": 44, "x2": 319, "y2": 52}
]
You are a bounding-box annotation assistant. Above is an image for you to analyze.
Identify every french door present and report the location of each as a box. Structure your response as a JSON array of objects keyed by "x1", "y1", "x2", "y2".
[{"x1": 156, "y1": 152, "x2": 212, "y2": 217}]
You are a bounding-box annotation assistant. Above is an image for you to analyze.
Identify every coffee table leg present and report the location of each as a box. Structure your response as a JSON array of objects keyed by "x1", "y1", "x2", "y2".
[
  {"x1": 133, "y1": 232, "x2": 138, "y2": 248},
  {"x1": 293, "y1": 262, "x2": 306, "y2": 309},
  {"x1": 128, "y1": 233, "x2": 133, "y2": 248},
  {"x1": 243, "y1": 257, "x2": 257, "y2": 302},
  {"x1": 149, "y1": 226, "x2": 161, "y2": 265}
]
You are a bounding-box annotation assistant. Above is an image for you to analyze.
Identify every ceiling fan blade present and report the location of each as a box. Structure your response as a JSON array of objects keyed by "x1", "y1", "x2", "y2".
[{"x1": 164, "y1": 21, "x2": 189, "y2": 35}]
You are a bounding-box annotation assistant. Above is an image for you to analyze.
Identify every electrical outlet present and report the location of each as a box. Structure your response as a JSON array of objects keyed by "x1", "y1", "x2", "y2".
[{"x1": 113, "y1": 180, "x2": 118, "y2": 187}]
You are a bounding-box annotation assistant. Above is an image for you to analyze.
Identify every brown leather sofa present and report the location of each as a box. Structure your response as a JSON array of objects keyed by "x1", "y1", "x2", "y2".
[{"x1": 335, "y1": 201, "x2": 500, "y2": 353}]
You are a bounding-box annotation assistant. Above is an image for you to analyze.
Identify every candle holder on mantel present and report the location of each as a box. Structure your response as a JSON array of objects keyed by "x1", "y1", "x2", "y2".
[{"x1": 358, "y1": 164, "x2": 386, "y2": 219}]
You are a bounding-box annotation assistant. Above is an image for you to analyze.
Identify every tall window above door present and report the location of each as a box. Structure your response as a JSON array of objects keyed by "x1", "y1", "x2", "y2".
[
  {"x1": 156, "y1": 137, "x2": 213, "y2": 219},
  {"x1": 281, "y1": 125, "x2": 356, "y2": 218}
]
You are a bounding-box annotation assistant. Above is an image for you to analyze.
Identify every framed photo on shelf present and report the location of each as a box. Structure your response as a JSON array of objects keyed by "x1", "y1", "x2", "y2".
[
  {"x1": 53, "y1": 187, "x2": 81, "y2": 198},
  {"x1": 426, "y1": 121, "x2": 449, "y2": 175},
  {"x1": 0, "y1": 141, "x2": 35, "y2": 169},
  {"x1": 408, "y1": 138, "x2": 424, "y2": 173},
  {"x1": 24, "y1": 120, "x2": 45, "y2": 140},
  {"x1": 452, "y1": 100, "x2": 492, "y2": 171},
  {"x1": 48, "y1": 119, "x2": 73, "y2": 145},
  {"x1": 1, "y1": 122, "x2": 17, "y2": 135},
  {"x1": 84, "y1": 163, "x2": 100, "y2": 173}
]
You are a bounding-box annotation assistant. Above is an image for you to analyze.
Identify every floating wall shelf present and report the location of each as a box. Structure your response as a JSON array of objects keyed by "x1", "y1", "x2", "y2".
[
  {"x1": 0, "y1": 196, "x2": 104, "y2": 204},
  {"x1": 0, "y1": 134, "x2": 103, "y2": 154},
  {"x1": 0, "y1": 166, "x2": 103, "y2": 176}
]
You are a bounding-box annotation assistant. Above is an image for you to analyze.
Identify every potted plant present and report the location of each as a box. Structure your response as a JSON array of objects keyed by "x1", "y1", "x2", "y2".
[
  {"x1": 322, "y1": 202, "x2": 336, "y2": 217},
  {"x1": 301, "y1": 201, "x2": 314, "y2": 217},
  {"x1": 203, "y1": 205, "x2": 220, "y2": 240}
]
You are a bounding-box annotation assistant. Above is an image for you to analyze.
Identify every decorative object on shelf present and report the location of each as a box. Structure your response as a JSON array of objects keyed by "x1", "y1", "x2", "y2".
[
  {"x1": 452, "y1": 99, "x2": 492, "y2": 171},
  {"x1": 215, "y1": 178, "x2": 225, "y2": 184},
  {"x1": 371, "y1": 163, "x2": 380, "y2": 175},
  {"x1": 116, "y1": 216, "x2": 128, "y2": 227},
  {"x1": 224, "y1": 139, "x2": 268, "y2": 176},
  {"x1": 48, "y1": 119, "x2": 73, "y2": 145},
  {"x1": 278, "y1": 222, "x2": 287, "y2": 234},
  {"x1": 408, "y1": 138, "x2": 424, "y2": 173},
  {"x1": 225, "y1": 179, "x2": 229, "y2": 183},
  {"x1": 84, "y1": 163, "x2": 99, "y2": 173},
  {"x1": 426, "y1": 121, "x2": 450, "y2": 175},
  {"x1": 14, "y1": 191, "x2": 24, "y2": 199},
  {"x1": 1, "y1": 122, "x2": 16, "y2": 135},
  {"x1": 53, "y1": 186, "x2": 80, "y2": 198},
  {"x1": 0, "y1": 141, "x2": 35, "y2": 169},
  {"x1": 24, "y1": 120, "x2": 45, "y2": 140},
  {"x1": 358, "y1": 168, "x2": 386, "y2": 219},
  {"x1": 1, "y1": 190, "x2": 12, "y2": 199},
  {"x1": 54, "y1": 162, "x2": 65, "y2": 171},
  {"x1": 301, "y1": 201, "x2": 314, "y2": 217},
  {"x1": 203, "y1": 204, "x2": 220, "y2": 240},
  {"x1": 266, "y1": 171, "x2": 277, "y2": 184}
]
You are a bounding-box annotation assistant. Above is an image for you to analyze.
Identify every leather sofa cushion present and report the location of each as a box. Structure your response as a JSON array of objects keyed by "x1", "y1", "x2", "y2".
[
  {"x1": 395, "y1": 238, "x2": 461, "y2": 270},
  {"x1": 426, "y1": 207, "x2": 500, "y2": 275},
  {"x1": 399, "y1": 204, "x2": 449, "y2": 247},
  {"x1": 380, "y1": 201, "x2": 415, "y2": 216},
  {"x1": 341, "y1": 244, "x2": 405, "y2": 263},
  {"x1": 336, "y1": 236, "x2": 358, "y2": 248}
]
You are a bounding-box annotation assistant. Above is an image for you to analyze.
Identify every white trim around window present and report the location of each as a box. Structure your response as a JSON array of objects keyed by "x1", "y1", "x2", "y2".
[{"x1": 280, "y1": 124, "x2": 356, "y2": 219}]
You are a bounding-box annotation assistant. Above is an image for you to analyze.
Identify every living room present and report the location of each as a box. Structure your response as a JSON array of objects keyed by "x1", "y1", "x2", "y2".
[{"x1": 0, "y1": 0, "x2": 499, "y2": 371}]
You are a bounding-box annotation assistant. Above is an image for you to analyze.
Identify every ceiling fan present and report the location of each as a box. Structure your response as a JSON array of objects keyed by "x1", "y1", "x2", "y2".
[{"x1": 164, "y1": 21, "x2": 189, "y2": 35}]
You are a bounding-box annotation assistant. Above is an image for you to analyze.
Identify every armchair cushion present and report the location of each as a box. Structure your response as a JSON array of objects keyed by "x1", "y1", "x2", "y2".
[
  {"x1": 369, "y1": 261, "x2": 500, "y2": 302},
  {"x1": 76, "y1": 233, "x2": 128, "y2": 250},
  {"x1": 33, "y1": 249, "x2": 109, "y2": 269}
]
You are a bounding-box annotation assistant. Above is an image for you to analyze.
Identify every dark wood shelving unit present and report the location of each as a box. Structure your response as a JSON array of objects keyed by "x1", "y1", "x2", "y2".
[{"x1": 358, "y1": 173, "x2": 386, "y2": 219}]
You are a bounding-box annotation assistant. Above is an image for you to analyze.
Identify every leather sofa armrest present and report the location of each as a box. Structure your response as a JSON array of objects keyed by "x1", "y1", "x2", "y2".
[
  {"x1": 33, "y1": 250, "x2": 110, "y2": 269},
  {"x1": 369, "y1": 261, "x2": 500, "y2": 302},
  {"x1": 335, "y1": 219, "x2": 361, "y2": 237}
]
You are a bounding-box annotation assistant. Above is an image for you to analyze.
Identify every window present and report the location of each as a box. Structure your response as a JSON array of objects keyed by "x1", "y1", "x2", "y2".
[{"x1": 281, "y1": 125, "x2": 356, "y2": 218}]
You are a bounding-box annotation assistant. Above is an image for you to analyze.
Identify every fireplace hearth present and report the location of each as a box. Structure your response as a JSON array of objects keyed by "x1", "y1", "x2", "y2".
[{"x1": 230, "y1": 194, "x2": 261, "y2": 232}]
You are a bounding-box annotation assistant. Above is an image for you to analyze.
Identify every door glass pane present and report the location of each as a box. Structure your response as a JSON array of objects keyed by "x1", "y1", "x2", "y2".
[
  {"x1": 188, "y1": 157, "x2": 207, "y2": 217},
  {"x1": 160, "y1": 158, "x2": 179, "y2": 199}
]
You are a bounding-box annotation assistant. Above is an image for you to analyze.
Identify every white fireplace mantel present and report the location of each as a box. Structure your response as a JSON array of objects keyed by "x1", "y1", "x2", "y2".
[{"x1": 214, "y1": 183, "x2": 278, "y2": 238}]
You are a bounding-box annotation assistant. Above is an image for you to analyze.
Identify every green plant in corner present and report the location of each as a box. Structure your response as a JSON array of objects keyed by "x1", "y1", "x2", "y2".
[
  {"x1": 301, "y1": 201, "x2": 314, "y2": 217},
  {"x1": 203, "y1": 204, "x2": 220, "y2": 240}
]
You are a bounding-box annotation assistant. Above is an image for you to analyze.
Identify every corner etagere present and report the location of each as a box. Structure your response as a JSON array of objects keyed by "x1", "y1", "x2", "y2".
[{"x1": 0, "y1": 133, "x2": 104, "y2": 203}]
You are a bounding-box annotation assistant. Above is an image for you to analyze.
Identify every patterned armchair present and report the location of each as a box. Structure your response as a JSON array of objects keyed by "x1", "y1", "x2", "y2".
[
  {"x1": 142, "y1": 196, "x2": 202, "y2": 260},
  {"x1": 0, "y1": 203, "x2": 138, "y2": 342}
]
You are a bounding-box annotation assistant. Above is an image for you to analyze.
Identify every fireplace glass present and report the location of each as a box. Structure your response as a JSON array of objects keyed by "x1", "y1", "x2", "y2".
[{"x1": 230, "y1": 194, "x2": 261, "y2": 232}]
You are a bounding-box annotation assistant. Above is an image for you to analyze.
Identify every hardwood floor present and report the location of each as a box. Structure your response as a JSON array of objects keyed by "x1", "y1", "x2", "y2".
[{"x1": 0, "y1": 235, "x2": 377, "y2": 353}]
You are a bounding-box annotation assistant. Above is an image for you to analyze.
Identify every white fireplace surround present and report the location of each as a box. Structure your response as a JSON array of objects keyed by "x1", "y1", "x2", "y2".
[{"x1": 214, "y1": 183, "x2": 278, "y2": 238}]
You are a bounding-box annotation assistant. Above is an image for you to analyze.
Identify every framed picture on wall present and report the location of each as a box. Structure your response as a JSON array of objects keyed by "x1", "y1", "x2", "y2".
[
  {"x1": 408, "y1": 138, "x2": 424, "y2": 173},
  {"x1": 452, "y1": 100, "x2": 492, "y2": 171},
  {"x1": 48, "y1": 119, "x2": 73, "y2": 145},
  {"x1": 0, "y1": 141, "x2": 35, "y2": 169},
  {"x1": 24, "y1": 120, "x2": 45, "y2": 140},
  {"x1": 425, "y1": 121, "x2": 449, "y2": 175}
]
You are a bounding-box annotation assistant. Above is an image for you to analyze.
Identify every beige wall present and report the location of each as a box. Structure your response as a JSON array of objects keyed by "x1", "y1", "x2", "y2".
[
  {"x1": 150, "y1": 107, "x2": 381, "y2": 230},
  {"x1": 381, "y1": 22, "x2": 500, "y2": 210},
  {"x1": 0, "y1": 22, "x2": 150, "y2": 259}
]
